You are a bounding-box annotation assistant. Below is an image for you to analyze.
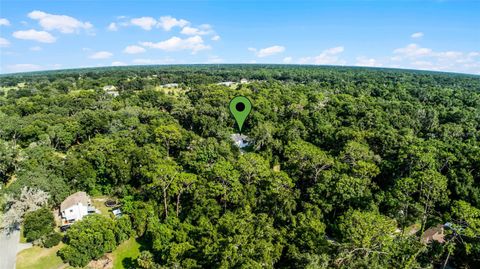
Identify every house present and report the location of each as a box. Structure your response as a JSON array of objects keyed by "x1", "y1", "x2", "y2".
[
  {"x1": 231, "y1": 133, "x2": 250, "y2": 149},
  {"x1": 421, "y1": 224, "x2": 445, "y2": 244},
  {"x1": 161, "y1": 83, "x2": 179, "y2": 88},
  {"x1": 240, "y1": 78, "x2": 249, "y2": 84},
  {"x1": 60, "y1": 192, "x2": 96, "y2": 226},
  {"x1": 217, "y1": 81, "x2": 235, "y2": 87},
  {"x1": 103, "y1": 85, "x2": 119, "y2": 96}
]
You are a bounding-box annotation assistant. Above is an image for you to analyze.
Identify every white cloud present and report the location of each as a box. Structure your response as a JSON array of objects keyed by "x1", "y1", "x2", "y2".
[
  {"x1": 411, "y1": 32, "x2": 424, "y2": 39},
  {"x1": 141, "y1": 35, "x2": 210, "y2": 54},
  {"x1": 28, "y1": 10, "x2": 93, "y2": 33},
  {"x1": 283, "y1": 57, "x2": 293, "y2": 63},
  {"x1": 130, "y1": 17, "x2": 157, "y2": 30},
  {"x1": 387, "y1": 43, "x2": 480, "y2": 74},
  {"x1": 436, "y1": 51, "x2": 463, "y2": 60},
  {"x1": 7, "y1": 64, "x2": 42, "y2": 73},
  {"x1": 0, "y1": 37, "x2": 10, "y2": 47},
  {"x1": 355, "y1": 56, "x2": 382, "y2": 67},
  {"x1": 211, "y1": 35, "x2": 220, "y2": 41},
  {"x1": 250, "y1": 45, "x2": 286, "y2": 58},
  {"x1": 13, "y1": 29, "x2": 56, "y2": 43},
  {"x1": 157, "y1": 16, "x2": 189, "y2": 31},
  {"x1": 180, "y1": 26, "x2": 212, "y2": 36},
  {"x1": 29, "y1": 46, "x2": 42, "y2": 51},
  {"x1": 123, "y1": 45, "x2": 146, "y2": 54},
  {"x1": 298, "y1": 46, "x2": 346, "y2": 65},
  {"x1": 107, "y1": 22, "x2": 118, "y2": 31},
  {"x1": 89, "y1": 51, "x2": 113, "y2": 59},
  {"x1": 0, "y1": 18, "x2": 10, "y2": 26},
  {"x1": 393, "y1": 43, "x2": 432, "y2": 58},
  {"x1": 111, "y1": 61, "x2": 127, "y2": 66}
]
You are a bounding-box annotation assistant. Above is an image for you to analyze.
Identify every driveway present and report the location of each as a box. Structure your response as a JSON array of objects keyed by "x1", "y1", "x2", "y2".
[{"x1": 0, "y1": 229, "x2": 32, "y2": 269}]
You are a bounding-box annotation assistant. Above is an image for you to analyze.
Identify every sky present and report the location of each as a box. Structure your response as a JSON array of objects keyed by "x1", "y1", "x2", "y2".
[{"x1": 0, "y1": 0, "x2": 479, "y2": 74}]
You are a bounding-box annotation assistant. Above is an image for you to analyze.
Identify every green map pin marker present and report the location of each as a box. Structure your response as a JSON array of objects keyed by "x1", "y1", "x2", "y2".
[{"x1": 229, "y1": 96, "x2": 252, "y2": 133}]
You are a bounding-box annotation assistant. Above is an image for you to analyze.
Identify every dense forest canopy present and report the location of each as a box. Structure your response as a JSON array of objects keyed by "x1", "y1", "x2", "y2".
[{"x1": 0, "y1": 65, "x2": 479, "y2": 268}]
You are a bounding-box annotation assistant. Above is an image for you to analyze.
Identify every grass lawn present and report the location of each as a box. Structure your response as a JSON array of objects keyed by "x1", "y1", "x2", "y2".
[
  {"x1": 112, "y1": 237, "x2": 142, "y2": 269},
  {"x1": 16, "y1": 243, "x2": 65, "y2": 269},
  {"x1": 91, "y1": 196, "x2": 113, "y2": 216}
]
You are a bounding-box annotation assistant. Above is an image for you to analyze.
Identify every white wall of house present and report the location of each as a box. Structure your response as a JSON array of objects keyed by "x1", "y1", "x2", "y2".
[{"x1": 62, "y1": 203, "x2": 89, "y2": 222}]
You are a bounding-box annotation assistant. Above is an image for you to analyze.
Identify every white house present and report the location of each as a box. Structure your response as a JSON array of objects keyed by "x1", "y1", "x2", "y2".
[
  {"x1": 160, "y1": 83, "x2": 179, "y2": 88},
  {"x1": 217, "y1": 81, "x2": 236, "y2": 87},
  {"x1": 60, "y1": 192, "x2": 96, "y2": 225},
  {"x1": 103, "y1": 85, "x2": 119, "y2": 97},
  {"x1": 231, "y1": 133, "x2": 250, "y2": 149}
]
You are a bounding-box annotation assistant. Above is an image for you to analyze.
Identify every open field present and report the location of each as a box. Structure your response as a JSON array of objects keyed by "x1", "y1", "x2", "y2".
[
  {"x1": 16, "y1": 244, "x2": 65, "y2": 269},
  {"x1": 112, "y1": 237, "x2": 143, "y2": 269}
]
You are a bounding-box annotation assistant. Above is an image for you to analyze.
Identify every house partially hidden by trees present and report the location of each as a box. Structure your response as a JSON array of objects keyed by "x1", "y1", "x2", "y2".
[
  {"x1": 60, "y1": 192, "x2": 96, "y2": 227},
  {"x1": 421, "y1": 224, "x2": 445, "y2": 244},
  {"x1": 102, "y1": 85, "x2": 119, "y2": 96},
  {"x1": 160, "y1": 83, "x2": 179, "y2": 88}
]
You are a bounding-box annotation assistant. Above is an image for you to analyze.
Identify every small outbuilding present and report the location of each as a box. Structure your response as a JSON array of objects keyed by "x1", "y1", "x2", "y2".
[{"x1": 112, "y1": 208, "x2": 123, "y2": 218}]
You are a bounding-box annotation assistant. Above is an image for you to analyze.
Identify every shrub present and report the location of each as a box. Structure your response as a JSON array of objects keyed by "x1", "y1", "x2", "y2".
[{"x1": 43, "y1": 232, "x2": 63, "y2": 248}]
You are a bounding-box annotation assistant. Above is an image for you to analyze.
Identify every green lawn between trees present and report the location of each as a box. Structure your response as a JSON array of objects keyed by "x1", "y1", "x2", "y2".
[
  {"x1": 16, "y1": 237, "x2": 142, "y2": 269},
  {"x1": 112, "y1": 237, "x2": 143, "y2": 269}
]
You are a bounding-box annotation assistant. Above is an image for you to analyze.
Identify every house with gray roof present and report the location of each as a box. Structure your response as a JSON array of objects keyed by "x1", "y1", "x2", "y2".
[{"x1": 60, "y1": 191, "x2": 96, "y2": 226}]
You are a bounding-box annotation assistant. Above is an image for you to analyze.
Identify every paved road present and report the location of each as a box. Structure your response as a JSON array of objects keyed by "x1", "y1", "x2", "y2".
[{"x1": 0, "y1": 229, "x2": 32, "y2": 269}]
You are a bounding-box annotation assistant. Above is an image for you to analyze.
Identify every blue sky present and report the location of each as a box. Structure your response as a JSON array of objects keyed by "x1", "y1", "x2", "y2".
[{"x1": 0, "y1": 0, "x2": 479, "y2": 74}]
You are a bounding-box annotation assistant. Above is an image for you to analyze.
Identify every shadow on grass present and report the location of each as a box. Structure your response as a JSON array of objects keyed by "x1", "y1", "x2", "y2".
[
  {"x1": 118, "y1": 236, "x2": 150, "y2": 269},
  {"x1": 122, "y1": 257, "x2": 138, "y2": 269}
]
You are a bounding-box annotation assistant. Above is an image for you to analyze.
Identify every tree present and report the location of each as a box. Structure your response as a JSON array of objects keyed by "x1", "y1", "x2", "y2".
[
  {"x1": 1, "y1": 187, "x2": 49, "y2": 232},
  {"x1": 173, "y1": 172, "x2": 197, "y2": 217},
  {"x1": 23, "y1": 207, "x2": 54, "y2": 242},
  {"x1": 336, "y1": 210, "x2": 397, "y2": 267},
  {"x1": 285, "y1": 140, "x2": 334, "y2": 185},
  {"x1": 142, "y1": 159, "x2": 180, "y2": 219},
  {"x1": 43, "y1": 232, "x2": 63, "y2": 248},
  {"x1": 0, "y1": 139, "x2": 18, "y2": 183},
  {"x1": 414, "y1": 170, "x2": 449, "y2": 233},
  {"x1": 441, "y1": 201, "x2": 480, "y2": 268},
  {"x1": 154, "y1": 124, "x2": 182, "y2": 157},
  {"x1": 390, "y1": 177, "x2": 422, "y2": 231},
  {"x1": 137, "y1": 251, "x2": 156, "y2": 269},
  {"x1": 209, "y1": 159, "x2": 242, "y2": 210},
  {"x1": 115, "y1": 215, "x2": 134, "y2": 243},
  {"x1": 59, "y1": 214, "x2": 117, "y2": 267}
]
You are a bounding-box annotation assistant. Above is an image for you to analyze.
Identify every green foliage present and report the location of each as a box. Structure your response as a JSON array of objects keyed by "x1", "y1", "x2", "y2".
[
  {"x1": 58, "y1": 214, "x2": 117, "y2": 267},
  {"x1": 1, "y1": 65, "x2": 479, "y2": 268},
  {"x1": 43, "y1": 232, "x2": 63, "y2": 248},
  {"x1": 115, "y1": 215, "x2": 134, "y2": 243},
  {"x1": 23, "y1": 207, "x2": 55, "y2": 242}
]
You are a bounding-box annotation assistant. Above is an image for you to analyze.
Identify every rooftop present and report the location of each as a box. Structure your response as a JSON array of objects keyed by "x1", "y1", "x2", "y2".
[{"x1": 60, "y1": 191, "x2": 90, "y2": 212}]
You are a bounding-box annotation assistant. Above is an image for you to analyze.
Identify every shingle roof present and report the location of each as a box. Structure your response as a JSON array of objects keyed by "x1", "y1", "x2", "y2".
[{"x1": 60, "y1": 191, "x2": 90, "y2": 212}]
